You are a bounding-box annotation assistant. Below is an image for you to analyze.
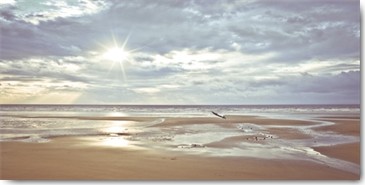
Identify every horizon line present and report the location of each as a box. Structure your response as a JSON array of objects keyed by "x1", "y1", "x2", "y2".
[{"x1": 0, "y1": 103, "x2": 360, "y2": 106}]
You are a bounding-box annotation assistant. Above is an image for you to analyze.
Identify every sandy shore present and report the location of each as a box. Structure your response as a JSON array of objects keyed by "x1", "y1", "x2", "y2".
[
  {"x1": 0, "y1": 115, "x2": 360, "y2": 180},
  {"x1": 312, "y1": 117, "x2": 360, "y2": 164}
]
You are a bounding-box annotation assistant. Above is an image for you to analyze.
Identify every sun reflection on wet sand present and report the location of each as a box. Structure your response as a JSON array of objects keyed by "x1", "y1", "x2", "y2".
[
  {"x1": 98, "y1": 122, "x2": 130, "y2": 147},
  {"x1": 102, "y1": 136, "x2": 129, "y2": 147},
  {"x1": 105, "y1": 112, "x2": 128, "y2": 117},
  {"x1": 104, "y1": 125, "x2": 126, "y2": 134}
]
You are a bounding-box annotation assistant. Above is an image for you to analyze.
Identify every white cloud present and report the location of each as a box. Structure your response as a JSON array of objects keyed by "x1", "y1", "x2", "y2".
[
  {"x1": 0, "y1": 0, "x2": 15, "y2": 5},
  {"x1": 131, "y1": 87, "x2": 160, "y2": 94},
  {"x1": 6, "y1": 0, "x2": 110, "y2": 25}
]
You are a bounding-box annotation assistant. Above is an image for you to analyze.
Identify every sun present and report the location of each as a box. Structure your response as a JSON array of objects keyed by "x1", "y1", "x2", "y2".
[
  {"x1": 98, "y1": 33, "x2": 140, "y2": 82},
  {"x1": 103, "y1": 47, "x2": 129, "y2": 61},
  {"x1": 101, "y1": 46, "x2": 130, "y2": 81}
]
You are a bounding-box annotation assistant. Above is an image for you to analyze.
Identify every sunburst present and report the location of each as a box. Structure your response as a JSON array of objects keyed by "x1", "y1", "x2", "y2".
[
  {"x1": 99, "y1": 33, "x2": 132, "y2": 82},
  {"x1": 103, "y1": 47, "x2": 129, "y2": 62},
  {"x1": 98, "y1": 32, "x2": 149, "y2": 82}
]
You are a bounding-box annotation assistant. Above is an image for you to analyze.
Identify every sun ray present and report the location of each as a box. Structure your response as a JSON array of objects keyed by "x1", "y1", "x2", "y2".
[
  {"x1": 107, "y1": 58, "x2": 116, "y2": 75},
  {"x1": 96, "y1": 31, "x2": 160, "y2": 83},
  {"x1": 99, "y1": 32, "x2": 133, "y2": 82},
  {"x1": 121, "y1": 32, "x2": 131, "y2": 50},
  {"x1": 118, "y1": 59, "x2": 127, "y2": 81}
]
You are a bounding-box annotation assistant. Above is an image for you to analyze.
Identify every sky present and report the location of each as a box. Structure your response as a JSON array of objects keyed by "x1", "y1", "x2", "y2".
[{"x1": 0, "y1": 0, "x2": 361, "y2": 104}]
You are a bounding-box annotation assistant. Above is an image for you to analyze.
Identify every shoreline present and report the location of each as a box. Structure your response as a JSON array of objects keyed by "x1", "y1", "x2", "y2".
[{"x1": 0, "y1": 114, "x2": 360, "y2": 180}]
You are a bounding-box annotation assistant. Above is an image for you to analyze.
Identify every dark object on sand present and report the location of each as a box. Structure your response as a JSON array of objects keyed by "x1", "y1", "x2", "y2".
[{"x1": 211, "y1": 111, "x2": 226, "y2": 119}]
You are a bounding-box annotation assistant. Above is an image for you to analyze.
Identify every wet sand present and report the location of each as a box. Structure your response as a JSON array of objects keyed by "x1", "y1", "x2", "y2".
[
  {"x1": 312, "y1": 117, "x2": 360, "y2": 164},
  {"x1": 0, "y1": 115, "x2": 360, "y2": 180}
]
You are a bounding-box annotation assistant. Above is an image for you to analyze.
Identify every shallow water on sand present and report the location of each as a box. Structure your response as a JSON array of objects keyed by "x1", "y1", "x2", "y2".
[
  {"x1": 0, "y1": 104, "x2": 360, "y2": 175},
  {"x1": 0, "y1": 104, "x2": 359, "y2": 141}
]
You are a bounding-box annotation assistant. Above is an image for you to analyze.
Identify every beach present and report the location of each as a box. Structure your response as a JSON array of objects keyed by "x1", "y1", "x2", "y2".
[{"x1": 0, "y1": 110, "x2": 360, "y2": 180}]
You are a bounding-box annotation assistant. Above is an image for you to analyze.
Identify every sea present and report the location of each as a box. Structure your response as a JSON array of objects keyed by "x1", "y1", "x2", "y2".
[{"x1": 0, "y1": 104, "x2": 360, "y2": 143}]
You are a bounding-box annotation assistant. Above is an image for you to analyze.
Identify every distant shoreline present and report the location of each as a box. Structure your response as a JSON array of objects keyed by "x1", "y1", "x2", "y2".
[{"x1": 0, "y1": 103, "x2": 361, "y2": 106}]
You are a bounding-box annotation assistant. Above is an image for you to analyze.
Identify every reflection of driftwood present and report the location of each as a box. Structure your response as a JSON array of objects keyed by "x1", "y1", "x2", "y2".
[
  {"x1": 211, "y1": 111, "x2": 226, "y2": 119},
  {"x1": 108, "y1": 133, "x2": 131, "y2": 137}
]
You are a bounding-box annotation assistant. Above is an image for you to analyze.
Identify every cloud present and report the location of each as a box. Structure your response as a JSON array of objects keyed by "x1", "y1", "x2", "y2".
[
  {"x1": 288, "y1": 71, "x2": 360, "y2": 94},
  {"x1": 0, "y1": 8, "x2": 16, "y2": 21},
  {"x1": 0, "y1": 0, "x2": 360, "y2": 104},
  {"x1": 227, "y1": 1, "x2": 359, "y2": 62},
  {"x1": 6, "y1": 0, "x2": 110, "y2": 25},
  {"x1": 0, "y1": 57, "x2": 90, "y2": 83}
]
